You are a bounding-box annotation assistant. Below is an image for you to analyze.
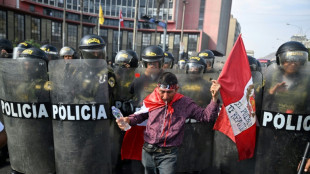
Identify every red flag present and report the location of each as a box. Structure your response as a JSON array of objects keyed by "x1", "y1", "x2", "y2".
[
  {"x1": 213, "y1": 34, "x2": 256, "y2": 160},
  {"x1": 119, "y1": 10, "x2": 124, "y2": 27}
]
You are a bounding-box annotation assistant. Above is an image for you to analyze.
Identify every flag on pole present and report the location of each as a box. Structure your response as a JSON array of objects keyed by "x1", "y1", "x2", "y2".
[
  {"x1": 213, "y1": 34, "x2": 257, "y2": 161},
  {"x1": 119, "y1": 10, "x2": 124, "y2": 27},
  {"x1": 99, "y1": 5, "x2": 104, "y2": 25}
]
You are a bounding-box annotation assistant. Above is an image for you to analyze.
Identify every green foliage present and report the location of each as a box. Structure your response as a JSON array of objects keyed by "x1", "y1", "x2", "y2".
[{"x1": 12, "y1": 38, "x2": 41, "y2": 48}]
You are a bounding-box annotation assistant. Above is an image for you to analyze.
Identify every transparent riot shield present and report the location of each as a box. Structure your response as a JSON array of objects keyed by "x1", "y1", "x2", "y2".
[
  {"x1": 0, "y1": 58, "x2": 55, "y2": 174},
  {"x1": 113, "y1": 67, "x2": 136, "y2": 115},
  {"x1": 175, "y1": 72, "x2": 218, "y2": 172},
  {"x1": 255, "y1": 64, "x2": 310, "y2": 174},
  {"x1": 130, "y1": 67, "x2": 164, "y2": 110},
  {"x1": 212, "y1": 71, "x2": 263, "y2": 174},
  {"x1": 12, "y1": 47, "x2": 26, "y2": 59},
  {"x1": 49, "y1": 59, "x2": 111, "y2": 174}
]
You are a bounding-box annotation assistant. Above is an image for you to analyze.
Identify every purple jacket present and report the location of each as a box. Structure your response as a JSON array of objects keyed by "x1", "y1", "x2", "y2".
[{"x1": 128, "y1": 96, "x2": 220, "y2": 147}]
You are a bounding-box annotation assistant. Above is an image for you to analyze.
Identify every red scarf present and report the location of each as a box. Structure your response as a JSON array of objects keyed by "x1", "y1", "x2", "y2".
[{"x1": 144, "y1": 87, "x2": 184, "y2": 146}]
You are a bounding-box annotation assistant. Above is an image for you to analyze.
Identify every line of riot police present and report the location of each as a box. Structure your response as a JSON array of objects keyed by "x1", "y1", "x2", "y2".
[{"x1": 0, "y1": 35, "x2": 309, "y2": 174}]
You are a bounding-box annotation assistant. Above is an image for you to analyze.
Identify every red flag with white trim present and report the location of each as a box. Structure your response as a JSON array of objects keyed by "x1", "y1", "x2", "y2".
[
  {"x1": 213, "y1": 34, "x2": 256, "y2": 160},
  {"x1": 119, "y1": 10, "x2": 124, "y2": 27}
]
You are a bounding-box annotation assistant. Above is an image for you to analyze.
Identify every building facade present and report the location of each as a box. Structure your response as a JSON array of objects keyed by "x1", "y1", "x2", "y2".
[
  {"x1": 226, "y1": 15, "x2": 241, "y2": 56},
  {"x1": 0, "y1": 0, "x2": 232, "y2": 62}
]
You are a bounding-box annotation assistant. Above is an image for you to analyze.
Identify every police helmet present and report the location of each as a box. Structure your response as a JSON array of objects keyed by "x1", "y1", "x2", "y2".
[
  {"x1": 115, "y1": 50, "x2": 139, "y2": 68},
  {"x1": 40, "y1": 44, "x2": 59, "y2": 60},
  {"x1": 163, "y1": 52, "x2": 175, "y2": 69},
  {"x1": 198, "y1": 49, "x2": 215, "y2": 68},
  {"x1": 247, "y1": 55, "x2": 261, "y2": 72},
  {"x1": 79, "y1": 34, "x2": 106, "y2": 59},
  {"x1": 276, "y1": 41, "x2": 308, "y2": 66},
  {"x1": 19, "y1": 47, "x2": 48, "y2": 62},
  {"x1": 186, "y1": 56, "x2": 206, "y2": 74},
  {"x1": 59, "y1": 46, "x2": 77, "y2": 59},
  {"x1": 178, "y1": 59, "x2": 186, "y2": 70},
  {"x1": 13, "y1": 42, "x2": 33, "y2": 59},
  {"x1": 141, "y1": 45, "x2": 164, "y2": 68}
]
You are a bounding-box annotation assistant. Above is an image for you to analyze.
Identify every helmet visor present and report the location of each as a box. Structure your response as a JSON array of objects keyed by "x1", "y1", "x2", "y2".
[
  {"x1": 81, "y1": 48, "x2": 105, "y2": 59},
  {"x1": 187, "y1": 63, "x2": 204, "y2": 74},
  {"x1": 279, "y1": 51, "x2": 308, "y2": 65}
]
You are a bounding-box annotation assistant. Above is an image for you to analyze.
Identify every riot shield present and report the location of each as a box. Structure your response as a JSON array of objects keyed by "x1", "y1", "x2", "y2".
[
  {"x1": 113, "y1": 67, "x2": 136, "y2": 115},
  {"x1": 212, "y1": 71, "x2": 263, "y2": 174},
  {"x1": 0, "y1": 58, "x2": 55, "y2": 174},
  {"x1": 255, "y1": 64, "x2": 310, "y2": 174},
  {"x1": 49, "y1": 59, "x2": 112, "y2": 174},
  {"x1": 175, "y1": 72, "x2": 217, "y2": 172}
]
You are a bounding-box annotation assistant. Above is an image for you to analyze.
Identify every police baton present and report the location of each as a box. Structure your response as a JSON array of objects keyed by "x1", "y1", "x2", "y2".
[{"x1": 297, "y1": 142, "x2": 310, "y2": 174}]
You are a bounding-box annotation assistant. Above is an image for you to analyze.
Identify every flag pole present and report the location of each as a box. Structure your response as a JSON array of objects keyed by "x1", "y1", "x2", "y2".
[
  {"x1": 98, "y1": 0, "x2": 101, "y2": 36},
  {"x1": 118, "y1": 8, "x2": 121, "y2": 52}
]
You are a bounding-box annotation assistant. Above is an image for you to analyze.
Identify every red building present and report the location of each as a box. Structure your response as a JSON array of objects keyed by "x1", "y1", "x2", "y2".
[{"x1": 0, "y1": 0, "x2": 232, "y2": 60}]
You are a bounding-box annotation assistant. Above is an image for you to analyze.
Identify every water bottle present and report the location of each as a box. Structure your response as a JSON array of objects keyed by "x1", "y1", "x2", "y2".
[{"x1": 111, "y1": 106, "x2": 131, "y2": 131}]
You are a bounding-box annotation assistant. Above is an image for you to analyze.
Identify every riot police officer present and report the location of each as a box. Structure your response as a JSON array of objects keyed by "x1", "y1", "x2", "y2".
[
  {"x1": 255, "y1": 41, "x2": 310, "y2": 174},
  {"x1": 178, "y1": 59, "x2": 187, "y2": 70},
  {"x1": 197, "y1": 49, "x2": 215, "y2": 72},
  {"x1": 129, "y1": 45, "x2": 164, "y2": 96},
  {"x1": 114, "y1": 50, "x2": 139, "y2": 68},
  {"x1": 13, "y1": 42, "x2": 32, "y2": 59},
  {"x1": 0, "y1": 39, "x2": 13, "y2": 58},
  {"x1": 5, "y1": 47, "x2": 54, "y2": 174},
  {"x1": 163, "y1": 51, "x2": 175, "y2": 69},
  {"x1": 59, "y1": 46, "x2": 77, "y2": 59},
  {"x1": 40, "y1": 44, "x2": 59, "y2": 61}
]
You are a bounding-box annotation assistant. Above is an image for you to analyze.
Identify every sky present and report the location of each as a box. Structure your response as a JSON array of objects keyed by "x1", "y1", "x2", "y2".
[{"x1": 231, "y1": 0, "x2": 310, "y2": 58}]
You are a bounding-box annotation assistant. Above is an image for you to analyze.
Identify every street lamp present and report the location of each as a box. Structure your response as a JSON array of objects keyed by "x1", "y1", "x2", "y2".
[{"x1": 286, "y1": 23, "x2": 303, "y2": 35}]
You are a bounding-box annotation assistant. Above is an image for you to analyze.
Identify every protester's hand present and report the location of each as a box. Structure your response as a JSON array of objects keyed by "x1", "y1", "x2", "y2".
[
  {"x1": 298, "y1": 158, "x2": 310, "y2": 173},
  {"x1": 269, "y1": 82, "x2": 287, "y2": 94},
  {"x1": 116, "y1": 117, "x2": 130, "y2": 131},
  {"x1": 210, "y1": 80, "x2": 221, "y2": 102}
]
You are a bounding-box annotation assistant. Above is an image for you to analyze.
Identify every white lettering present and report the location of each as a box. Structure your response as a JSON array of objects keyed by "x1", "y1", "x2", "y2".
[
  {"x1": 23, "y1": 104, "x2": 31, "y2": 118},
  {"x1": 10, "y1": 103, "x2": 18, "y2": 117},
  {"x1": 296, "y1": 115, "x2": 303, "y2": 131},
  {"x1": 59, "y1": 105, "x2": 66, "y2": 120},
  {"x1": 75, "y1": 105, "x2": 80, "y2": 120},
  {"x1": 92, "y1": 105, "x2": 96, "y2": 120},
  {"x1": 81, "y1": 105, "x2": 90, "y2": 120},
  {"x1": 32, "y1": 104, "x2": 37, "y2": 118},
  {"x1": 303, "y1": 116, "x2": 310, "y2": 131},
  {"x1": 262, "y1": 112, "x2": 273, "y2": 126},
  {"x1": 67, "y1": 105, "x2": 75, "y2": 121},
  {"x1": 1, "y1": 100, "x2": 4, "y2": 114},
  {"x1": 97, "y1": 105, "x2": 107, "y2": 119},
  {"x1": 5, "y1": 102, "x2": 10, "y2": 115},
  {"x1": 286, "y1": 115, "x2": 295, "y2": 131},
  {"x1": 273, "y1": 113, "x2": 285, "y2": 129},
  {"x1": 52, "y1": 105, "x2": 58, "y2": 119},
  {"x1": 17, "y1": 104, "x2": 22, "y2": 118},
  {"x1": 38, "y1": 104, "x2": 48, "y2": 118}
]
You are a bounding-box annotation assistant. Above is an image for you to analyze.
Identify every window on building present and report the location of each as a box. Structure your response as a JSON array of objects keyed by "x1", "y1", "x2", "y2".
[
  {"x1": 14, "y1": 14, "x2": 25, "y2": 42},
  {"x1": 142, "y1": 33, "x2": 151, "y2": 52},
  {"x1": 0, "y1": 10, "x2": 6, "y2": 39},
  {"x1": 188, "y1": 34, "x2": 198, "y2": 52},
  {"x1": 67, "y1": 24, "x2": 78, "y2": 49},
  {"x1": 51, "y1": 21, "x2": 62, "y2": 48},
  {"x1": 198, "y1": 0, "x2": 205, "y2": 30},
  {"x1": 127, "y1": 32, "x2": 133, "y2": 50},
  {"x1": 83, "y1": 26, "x2": 93, "y2": 36},
  {"x1": 31, "y1": 18, "x2": 41, "y2": 42},
  {"x1": 173, "y1": 34, "x2": 180, "y2": 59}
]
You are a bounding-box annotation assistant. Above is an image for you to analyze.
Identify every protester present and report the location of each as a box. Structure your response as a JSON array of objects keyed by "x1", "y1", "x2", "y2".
[{"x1": 116, "y1": 72, "x2": 221, "y2": 174}]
